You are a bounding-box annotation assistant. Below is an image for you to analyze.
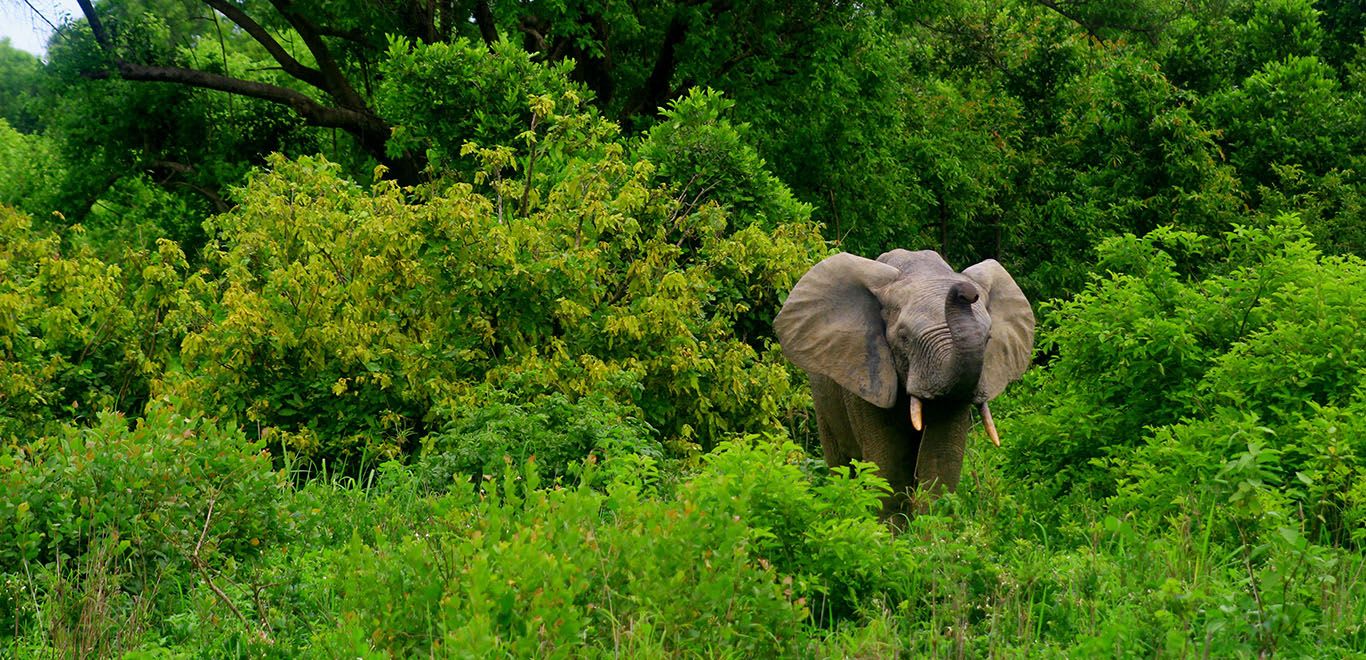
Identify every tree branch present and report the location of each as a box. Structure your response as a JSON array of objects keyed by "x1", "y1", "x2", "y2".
[
  {"x1": 1033, "y1": 0, "x2": 1103, "y2": 42},
  {"x1": 911, "y1": 16, "x2": 1010, "y2": 75},
  {"x1": 74, "y1": 0, "x2": 113, "y2": 51},
  {"x1": 19, "y1": 0, "x2": 59, "y2": 33},
  {"x1": 314, "y1": 25, "x2": 369, "y2": 44},
  {"x1": 202, "y1": 0, "x2": 328, "y2": 92},
  {"x1": 189, "y1": 497, "x2": 273, "y2": 644},
  {"x1": 1032, "y1": 0, "x2": 1177, "y2": 44},
  {"x1": 74, "y1": 0, "x2": 365, "y2": 127},
  {"x1": 91, "y1": 61, "x2": 384, "y2": 133},
  {"x1": 73, "y1": 0, "x2": 421, "y2": 184},
  {"x1": 264, "y1": 0, "x2": 368, "y2": 109},
  {"x1": 146, "y1": 160, "x2": 231, "y2": 213}
]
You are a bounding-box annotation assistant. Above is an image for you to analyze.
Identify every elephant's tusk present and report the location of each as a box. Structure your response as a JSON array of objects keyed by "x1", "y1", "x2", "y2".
[
  {"x1": 980, "y1": 402, "x2": 1001, "y2": 447},
  {"x1": 909, "y1": 396, "x2": 923, "y2": 431}
]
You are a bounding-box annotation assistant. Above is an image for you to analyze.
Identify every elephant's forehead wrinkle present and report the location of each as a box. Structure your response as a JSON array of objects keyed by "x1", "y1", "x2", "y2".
[
  {"x1": 877, "y1": 275, "x2": 978, "y2": 308},
  {"x1": 875, "y1": 249, "x2": 955, "y2": 277}
]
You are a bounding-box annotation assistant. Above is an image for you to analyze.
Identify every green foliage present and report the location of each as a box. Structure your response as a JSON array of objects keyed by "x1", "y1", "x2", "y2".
[
  {"x1": 1209, "y1": 55, "x2": 1363, "y2": 189},
  {"x1": 315, "y1": 436, "x2": 914, "y2": 656},
  {"x1": 1240, "y1": 0, "x2": 1326, "y2": 71},
  {"x1": 636, "y1": 88, "x2": 810, "y2": 233},
  {"x1": 0, "y1": 206, "x2": 194, "y2": 438},
  {"x1": 0, "y1": 400, "x2": 288, "y2": 571},
  {"x1": 379, "y1": 37, "x2": 587, "y2": 174},
  {"x1": 686, "y1": 437, "x2": 906, "y2": 623},
  {"x1": 0, "y1": 39, "x2": 42, "y2": 133},
  {"x1": 169, "y1": 86, "x2": 824, "y2": 466},
  {"x1": 417, "y1": 386, "x2": 661, "y2": 486},
  {"x1": 7, "y1": 416, "x2": 1365, "y2": 656},
  {"x1": 1010, "y1": 216, "x2": 1366, "y2": 548},
  {"x1": 27, "y1": 11, "x2": 331, "y2": 246},
  {"x1": 1007, "y1": 44, "x2": 1244, "y2": 298},
  {"x1": 5, "y1": 1, "x2": 1366, "y2": 655},
  {"x1": 1258, "y1": 164, "x2": 1366, "y2": 256},
  {"x1": 318, "y1": 447, "x2": 804, "y2": 656},
  {"x1": 0, "y1": 122, "x2": 66, "y2": 219}
]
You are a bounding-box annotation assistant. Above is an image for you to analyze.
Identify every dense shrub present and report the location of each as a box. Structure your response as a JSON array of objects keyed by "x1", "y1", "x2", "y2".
[
  {"x1": 1208, "y1": 55, "x2": 1363, "y2": 189},
  {"x1": 168, "y1": 86, "x2": 825, "y2": 466},
  {"x1": 0, "y1": 206, "x2": 196, "y2": 438},
  {"x1": 1008, "y1": 216, "x2": 1366, "y2": 545},
  {"x1": 416, "y1": 386, "x2": 661, "y2": 487},
  {"x1": 314, "y1": 436, "x2": 909, "y2": 656},
  {"x1": 0, "y1": 121, "x2": 64, "y2": 218},
  {"x1": 1008, "y1": 47, "x2": 1244, "y2": 299},
  {"x1": 0, "y1": 400, "x2": 288, "y2": 571},
  {"x1": 379, "y1": 38, "x2": 587, "y2": 175},
  {"x1": 635, "y1": 88, "x2": 811, "y2": 233},
  {"x1": 7, "y1": 2, "x2": 1366, "y2": 656},
  {"x1": 686, "y1": 436, "x2": 908, "y2": 623}
]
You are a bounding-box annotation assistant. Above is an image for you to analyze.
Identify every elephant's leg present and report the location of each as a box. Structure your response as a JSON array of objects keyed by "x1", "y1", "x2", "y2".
[
  {"x1": 843, "y1": 390, "x2": 921, "y2": 522},
  {"x1": 809, "y1": 373, "x2": 858, "y2": 467},
  {"x1": 914, "y1": 402, "x2": 974, "y2": 502},
  {"x1": 811, "y1": 374, "x2": 922, "y2": 523}
]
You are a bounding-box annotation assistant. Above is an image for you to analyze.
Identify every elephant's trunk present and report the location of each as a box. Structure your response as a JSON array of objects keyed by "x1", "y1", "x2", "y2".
[
  {"x1": 908, "y1": 282, "x2": 989, "y2": 499},
  {"x1": 942, "y1": 281, "x2": 987, "y2": 399}
]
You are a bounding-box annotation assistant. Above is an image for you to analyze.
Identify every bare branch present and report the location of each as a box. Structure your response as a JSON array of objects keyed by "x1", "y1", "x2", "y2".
[
  {"x1": 89, "y1": 61, "x2": 385, "y2": 134},
  {"x1": 189, "y1": 497, "x2": 273, "y2": 644},
  {"x1": 265, "y1": 0, "x2": 367, "y2": 109},
  {"x1": 74, "y1": 0, "x2": 113, "y2": 50},
  {"x1": 202, "y1": 0, "x2": 328, "y2": 92},
  {"x1": 18, "y1": 0, "x2": 59, "y2": 33}
]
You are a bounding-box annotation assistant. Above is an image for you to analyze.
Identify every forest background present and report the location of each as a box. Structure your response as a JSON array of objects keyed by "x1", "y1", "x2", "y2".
[{"x1": 2, "y1": 0, "x2": 1365, "y2": 655}]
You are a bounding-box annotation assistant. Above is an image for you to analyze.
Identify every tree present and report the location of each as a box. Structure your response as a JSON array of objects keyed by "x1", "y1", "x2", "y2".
[
  {"x1": 0, "y1": 39, "x2": 42, "y2": 132},
  {"x1": 68, "y1": 0, "x2": 423, "y2": 182}
]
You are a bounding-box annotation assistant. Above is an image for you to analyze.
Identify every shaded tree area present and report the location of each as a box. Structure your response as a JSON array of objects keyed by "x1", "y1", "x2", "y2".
[{"x1": 2, "y1": 0, "x2": 1364, "y2": 292}]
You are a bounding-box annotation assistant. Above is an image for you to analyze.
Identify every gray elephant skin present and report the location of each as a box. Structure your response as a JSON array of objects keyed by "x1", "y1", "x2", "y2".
[{"x1": 774, "y1": 249, "x2": 1035, "y2": 520}]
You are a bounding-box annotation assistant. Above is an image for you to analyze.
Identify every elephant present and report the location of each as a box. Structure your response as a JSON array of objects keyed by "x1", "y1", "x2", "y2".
[{"x1": 774, "y1": 249, "x2": 1035, "y2": 520}]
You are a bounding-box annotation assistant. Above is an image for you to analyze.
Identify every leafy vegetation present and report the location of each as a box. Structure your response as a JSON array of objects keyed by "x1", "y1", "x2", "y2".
[{"x1": 2, "y1": 0, "x2": 1365, "y2": 655}]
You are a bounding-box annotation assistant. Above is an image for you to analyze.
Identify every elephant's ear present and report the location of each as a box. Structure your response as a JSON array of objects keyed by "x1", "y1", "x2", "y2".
[
  {"x1": 774, "y1": 253, "x2": 902, "y2": 408},
  {"x1": 963, "y1": 259, "x2": 1036, "y2": 402}
]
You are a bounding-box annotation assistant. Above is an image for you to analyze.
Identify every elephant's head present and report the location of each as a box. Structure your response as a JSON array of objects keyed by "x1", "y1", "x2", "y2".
[{"x1": 773, "y1": 249, "x2": 1034, "y2": 497}]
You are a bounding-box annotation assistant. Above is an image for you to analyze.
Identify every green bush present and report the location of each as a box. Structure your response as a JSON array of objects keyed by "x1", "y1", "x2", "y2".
[
  {"x1": 1208, "y1": 55, "x2": 1363, "y2": 189},
  {"x1": 685, "y1": 436, "x2": 908, "y2": 624},
  {"x1": 170, "y1": 86, "x2": 824, "y2": 466},
  {"x1": 317, "y1": 451, "x2": 799, "y2": 656},
  {"x1": 1, "y1": 400, "x2": 290, "y2": 647},
  {"x1": 416, "y1": 386, "x2": 662, "y2": 487},
  {"x1": 636, "y1": 88, "x2": 811, "y2": 233},
  {"x1": 0, "y1": 121, "x2": 65, "y2": 218},
  {"x1": 0, "y1": 400, "x2": 289, "y2": 571},
  {"x1": 379, "y1": 37, "x2": 586, "y2": 175},
  {"x1": 307, "y1": 436, "x2": 919, "y2": 656},
  {"x1": 1009, "y1": 216, "x2": 1366, "y2": 545},
  {"x1": 1008, "y1": 47, "x2": 1244, "y2": 299},
  {"x1": 0, "y1": 206, "x2": 197, "y2": 438}
]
